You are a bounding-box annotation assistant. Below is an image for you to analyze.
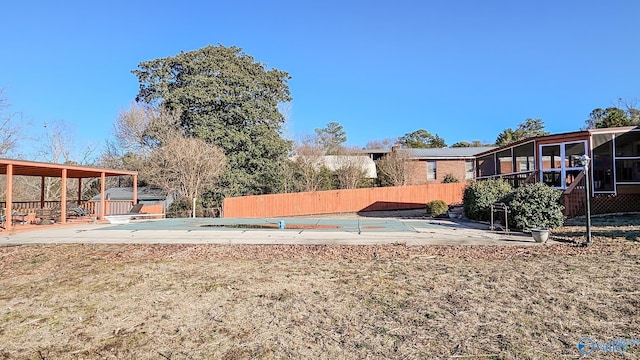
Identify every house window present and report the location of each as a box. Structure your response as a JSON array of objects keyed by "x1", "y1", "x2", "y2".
[
  {"x1": 565, "y1": 142, "x2": 586, "y2": 168},
  {"x1": 496, "y1": 149, "x2": 513, "y2": 174},
  {"x1": 513, "y1": 142, "x2": 535, "y2": 172},
  {"x1": 615, "y1": 131, "x2": 640, "y2": 157},
  {"x1": 465, "y1": 160, "x2": 475, "y2": 180},
  {"x1": 616, "y1": 159, "x2": 640, "y2": 182},
  {"x1": 592, "y1": 133, "x2": 614, "y2": 192},
  {"x1": 613, "y1": 131, "x2": 640, "y2": 185},
  {"x1": 541, "y1": 145, "x2": 562, "y2": 169},
  {"x1": 477, "y1": 154, "x2": 496, "y2": 177},
  {"x1": 539, "y1": 141, "x2": 587, "y2": 189},
  {"x1": 427, "y1": 161, "x2": 436, "y2": 180}
]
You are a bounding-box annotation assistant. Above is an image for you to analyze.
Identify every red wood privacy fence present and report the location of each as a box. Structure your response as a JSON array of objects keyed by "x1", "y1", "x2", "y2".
[{"x1": 222, "y1": 183, "x2": 466, "y2": 218}]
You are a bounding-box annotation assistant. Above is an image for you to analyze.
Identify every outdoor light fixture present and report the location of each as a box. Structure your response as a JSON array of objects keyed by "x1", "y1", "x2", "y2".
[{"x1": 578, "y1": 155, "x2": 592, "y2": 246}]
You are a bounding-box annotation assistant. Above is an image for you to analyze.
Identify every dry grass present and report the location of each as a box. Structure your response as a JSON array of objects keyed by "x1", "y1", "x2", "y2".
[
  {"x1": 1, "y1": 232, "x2": 639, "y2": 358},
  {"x1": 558, "y1": 213, "x2": 640, "y2": 242}
]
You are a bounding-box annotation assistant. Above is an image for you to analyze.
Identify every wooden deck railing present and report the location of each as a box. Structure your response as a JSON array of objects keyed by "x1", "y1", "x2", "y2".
[
  {"x1": 563, "y1": 171, "x2": 587, "y2": 218},
  {"x1": 477, "y1": 171, "x2": 537, "y2": 188},
  {"x1": 0, "y1": 200, "x2": 135, "y2": 216},
  {"x1": 0, "y1": 200, "x2": 71, "y2": 211}
]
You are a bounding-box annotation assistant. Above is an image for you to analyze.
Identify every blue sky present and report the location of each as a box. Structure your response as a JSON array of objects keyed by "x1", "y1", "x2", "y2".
[{"x1": 2, "y1": 0, "x2": 639, "y2": 159}]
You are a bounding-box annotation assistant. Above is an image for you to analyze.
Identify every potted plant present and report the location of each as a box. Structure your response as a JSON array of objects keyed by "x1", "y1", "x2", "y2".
[{"x1": 530, "y1": 228, "x2": 550, "y2": 243}]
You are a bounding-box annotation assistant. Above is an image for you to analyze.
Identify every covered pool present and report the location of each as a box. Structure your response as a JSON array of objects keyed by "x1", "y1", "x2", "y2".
[{"x1": 100, "y1": 217, "x2": 460, "y2": 233}]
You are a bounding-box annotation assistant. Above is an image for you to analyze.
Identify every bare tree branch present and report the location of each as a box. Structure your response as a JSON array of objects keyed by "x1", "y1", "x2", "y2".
[
  {"x1": 146, "y1": 136, "x2": 226, "y2": 210},
  {"x1": 376, "y1": 149, "x2": 413, "y2": 186},
  {"x1": 364, "y1": 138, "x2": 399, "y2": 150},
  {"x1": 332, "y1": 148, "x2": 371, "y2": 189},
  {"x1": 112, "y1": 102, "x2": 182, "y2": 157},
  {"x1": 0, "y1": 89, "x2": 22, "y2": 157},
  {"x1": 291, "y1": 135, "x2": 327, "y2": 192}
]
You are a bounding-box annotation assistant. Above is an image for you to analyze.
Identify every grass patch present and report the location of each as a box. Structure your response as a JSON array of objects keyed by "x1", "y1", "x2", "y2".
[
  {"x1": 557, "y1": 213, "x2": 640, "y2": 242},
  {"x1": 0, "y1": 240, "x2": 639, "y2": 359}
]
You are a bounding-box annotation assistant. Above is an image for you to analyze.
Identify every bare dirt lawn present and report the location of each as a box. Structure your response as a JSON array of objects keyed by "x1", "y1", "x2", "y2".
[{"x1": 1, "y1": 216, "x2": 639, "y2": 359}]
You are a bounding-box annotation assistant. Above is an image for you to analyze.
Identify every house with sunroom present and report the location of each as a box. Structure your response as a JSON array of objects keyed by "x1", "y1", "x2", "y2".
[{"x1": 473, "y1": 126, "x2": 640, "y2": 217}]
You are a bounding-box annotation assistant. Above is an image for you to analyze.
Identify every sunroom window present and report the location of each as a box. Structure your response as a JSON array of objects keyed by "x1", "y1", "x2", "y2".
[
  {"x1": 476, "y1": 154, "x2": 496, "y2": 177},
  {"x1": 614, "y1": 130, "x2": 640, "y2": 185},
  {"x1": 496, "y1": 149, "x2": 513, "y2": 174},
  {"x1": 592, "y1": 133, "x2": 614, "y2": 191},
  {"x1": 513, "y1": 142, "x2": 535, "y2": 172},
  {"x1": 540, "y1": 141, "x2": 586, "y2": 189}
]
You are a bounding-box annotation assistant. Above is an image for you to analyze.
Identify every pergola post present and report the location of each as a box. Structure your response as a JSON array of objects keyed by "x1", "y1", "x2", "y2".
[
  {"x1": 133, "y1": 174, "x2": 138, "y2": 205},
  {"x1": 60, "y1": 169, "x2": 67, "y2": 224},
  {"x1": 77, "y1": 178, "x2": 83, "y2": 205},
  {"x1": 40, "y1": 176, "x2": 45, "y2": 208},
  {"x1": 4, "y1": 164, "x2": 13, "y2": 231},
  {"x1": 100, "y1": 172, "x2": 106, "y2": 220}
]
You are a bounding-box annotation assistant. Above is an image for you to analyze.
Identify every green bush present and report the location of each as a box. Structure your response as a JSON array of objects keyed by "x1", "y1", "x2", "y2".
[
  {"x1": 442, "y1": 174, "x2": 459, "y2": 183},
  {"x1": 426, "y1": 200, "x2": 449, "y2": 217},
  {"x1": 505, "y1": 182, "x2": 564, "y2": 230},
  {"x1": 463, "y1": 179, "x2": 512, "y2": 221}
]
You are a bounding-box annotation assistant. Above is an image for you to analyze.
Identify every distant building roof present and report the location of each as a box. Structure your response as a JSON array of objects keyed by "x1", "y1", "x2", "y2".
[
  {"x1": 291, "y1": 155, "x2": 378, "y2": 178},
  {"x1": 361, "y1": 148, "x2": 391, "y2": 154},
  {"x1": 92, "y1": 187, "x2": 167, "y2": 201},
  {"x1": 323, "y1": 155, "x2": 377, "y2": 178},
  {"x1": 400, "y1": 147, "x2": 497, "y2": 159}
]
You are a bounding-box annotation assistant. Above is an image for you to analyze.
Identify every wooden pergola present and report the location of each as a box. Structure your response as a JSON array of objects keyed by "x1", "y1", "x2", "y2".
[{"x1": 1, "y1": 158, "x2": 138, "y2": 231}]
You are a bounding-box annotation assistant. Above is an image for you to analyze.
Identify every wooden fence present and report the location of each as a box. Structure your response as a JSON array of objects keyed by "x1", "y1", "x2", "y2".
[{"x1": 222, "y1": 183, "x2": 466, "y2": 218}]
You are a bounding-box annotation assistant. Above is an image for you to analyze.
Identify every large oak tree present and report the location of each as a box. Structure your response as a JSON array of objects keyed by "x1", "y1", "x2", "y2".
[{"x1": 132, "y1": 45, "x2": 292, "y2": 201}]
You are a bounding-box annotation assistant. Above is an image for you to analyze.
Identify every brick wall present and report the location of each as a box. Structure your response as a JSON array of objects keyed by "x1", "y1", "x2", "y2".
[{"x1": 406, "y1": 160, "x2": 469, "y2": 185}]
